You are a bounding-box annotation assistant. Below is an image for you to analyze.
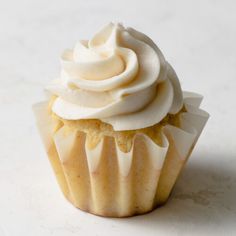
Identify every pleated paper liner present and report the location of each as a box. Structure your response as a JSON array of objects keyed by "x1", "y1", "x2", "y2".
[{"x1": 33, "y1": 92, "x2": 209, "y2": 217}]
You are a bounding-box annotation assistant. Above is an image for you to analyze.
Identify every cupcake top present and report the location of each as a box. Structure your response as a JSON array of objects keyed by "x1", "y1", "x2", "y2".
[{"x1": 47, "y1": 23, "x2": 183, "y2": 131}]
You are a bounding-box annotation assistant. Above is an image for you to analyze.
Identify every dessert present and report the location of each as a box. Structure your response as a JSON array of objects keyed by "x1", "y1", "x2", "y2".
[{"x1": 34, "y1": 23, "x2": 209, "y2": 217}]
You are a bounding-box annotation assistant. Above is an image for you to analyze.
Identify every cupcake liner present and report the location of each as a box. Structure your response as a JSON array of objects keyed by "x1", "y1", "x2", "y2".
[{"x1": 33, "y1": 92, "x2": 209, "y2": 217}]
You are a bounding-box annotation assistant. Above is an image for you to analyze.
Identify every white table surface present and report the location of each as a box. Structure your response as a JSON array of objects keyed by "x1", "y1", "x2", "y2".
[{"x1": 0, "y1": 0, "x2": 236, "y2": 235}]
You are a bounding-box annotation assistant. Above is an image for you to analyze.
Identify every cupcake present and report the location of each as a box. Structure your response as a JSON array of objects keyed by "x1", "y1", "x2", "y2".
[{"x1": 33, "y1": 23, "x2": 209, "y2": 217}]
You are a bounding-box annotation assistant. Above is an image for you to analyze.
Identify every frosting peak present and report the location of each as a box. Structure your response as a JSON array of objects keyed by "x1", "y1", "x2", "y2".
[{"x1": 47, "y1": 23, "x2": 183, "y2": 131}]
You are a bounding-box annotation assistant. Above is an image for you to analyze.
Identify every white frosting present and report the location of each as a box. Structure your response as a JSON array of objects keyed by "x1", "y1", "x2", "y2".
[{"x1": 47, "y1": 23, "x2": 183, "y2": 131}]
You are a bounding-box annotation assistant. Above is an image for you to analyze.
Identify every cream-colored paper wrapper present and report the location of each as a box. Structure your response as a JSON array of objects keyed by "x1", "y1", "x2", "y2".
[{"x1": 33, "y1": 92, "x2": 209, "y2": 217}]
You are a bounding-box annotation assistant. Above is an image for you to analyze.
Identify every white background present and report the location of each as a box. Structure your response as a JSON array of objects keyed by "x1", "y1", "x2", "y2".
[{"x1": 0, "y1": 0, "x2": 236, "y2": 235}]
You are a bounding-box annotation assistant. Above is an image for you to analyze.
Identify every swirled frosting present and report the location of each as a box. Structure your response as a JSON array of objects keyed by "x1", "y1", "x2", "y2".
[{"x1": 47, "y1": 23, "x2": 183, "y2": 131}]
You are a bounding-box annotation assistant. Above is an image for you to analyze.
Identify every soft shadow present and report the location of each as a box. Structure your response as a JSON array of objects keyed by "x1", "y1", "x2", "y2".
[{"x1": 113, "y1": 151, "x2": 236, "y2": 229}]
